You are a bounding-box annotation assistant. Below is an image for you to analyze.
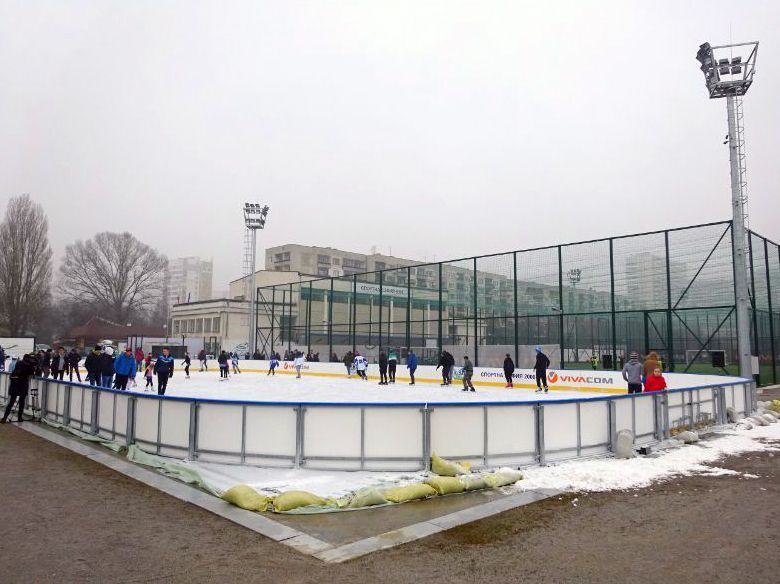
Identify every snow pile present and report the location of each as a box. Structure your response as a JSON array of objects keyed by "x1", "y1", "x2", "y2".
[
  {"x1": 185, "y1": 422, "x2": 780, "y2": 499},
  {"x1": 517, "y1": 423, "x2": 780, "y2": 493}
]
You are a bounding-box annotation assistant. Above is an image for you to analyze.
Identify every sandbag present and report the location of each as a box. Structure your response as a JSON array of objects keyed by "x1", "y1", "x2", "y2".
[
  {"x1": 748, "y1": 416, "x2": 768, "y2": 427},
  {"x1": 761, "y1": 414, "x2": 777, "y2": 424},
  {"x1": 674, "y1": 430, "x2": 699, "y2": 444},
  {"x1": 273, "y1": 490, "x2": 328, "y2": 512},
  {"x1": 424, "y1": 476, "x2": 466, "y2": 495},
  {"x1": 382, "y1": 483, "x2": 437, "y2": 503},
  {"x1": 615, "y1": 429, "x2": 636, "y2": 459},
  {"x1": 726, "y1": 406, "x2": 738, "y2": 423},
  {"x1": 348, "y1": 487, "x2": 388, "y2": 509},
  {"x1": 221, "y1": 485, "x2": 271, "y2": 512},
  {"x1": 736, "y1": 419, "x2": 754, "y2": 430},
  {"x1": 483, "y1": 469, "x2": 523, "y2": 488},
  {"x1": 459, "y1": 475, "x2": 490, "y2": 491},
  {"x1": 431, "y1": 452, "x2": 470, "y2": 477},
  {"x1": 765, "y1": 410, "x2": 780, "y2": 420},
  {"x1": 769, "y1": 400, "x2": 780, "y2": 414}
]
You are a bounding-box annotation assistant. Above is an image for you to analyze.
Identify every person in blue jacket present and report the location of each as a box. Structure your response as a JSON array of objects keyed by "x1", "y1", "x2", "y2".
[
  {"x1": 153, "y1": 348, "x2": 175, "y2": 395},
  {"x1": 113, "y1": 347, "x2": 138, "y2": 391},
  {"x1": 406, "y1": 350, "x2": 418, "y2": 385}
]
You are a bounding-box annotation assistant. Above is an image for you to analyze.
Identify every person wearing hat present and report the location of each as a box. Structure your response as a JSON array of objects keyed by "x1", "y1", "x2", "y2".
[
  {"x1": 503, "y1": 353, "x2": 515, "y2": 388},
  {"x1": 98, "y1": 346, "x2": 116, "y2": 388},
  {"x1": 461, "y1": 355, "x2": 475, "y2": 392},
  {"x1": 533, "y1": 346, "x2": 551, "y2": 393},
  {"x1": 621, "y1": 351, "x2": 644, "y2": 394},
  {"x1": 84, "y1": 345, "x2": 102, "y2": 386},
  {"x1": 113, "y1": 347, "x2": 138, "y2": 391}
]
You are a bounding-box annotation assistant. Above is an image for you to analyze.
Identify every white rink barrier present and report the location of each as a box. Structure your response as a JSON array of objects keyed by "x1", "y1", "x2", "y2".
[{"x1": 0, "y1": 372, "x2": 757, "y2": 471}]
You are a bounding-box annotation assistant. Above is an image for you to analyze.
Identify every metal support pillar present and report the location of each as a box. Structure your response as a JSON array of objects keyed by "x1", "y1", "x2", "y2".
[
  {"x1": 437, "y1": 264, "x2": 442, "y2": 351},
  {"x1": 473, "y1": 257, "x2": 479, "y2": 366},
  {"x1": 558, "y1": 246, "x2": 564, "y2": 369},
  {"x1": 248, "y1": 229, "x2": 257, "y2": 356},
  {"x1": 609, "y1": 239, "x2": 617, "y2": 369},
  {"x1": 764, "y1": 238, "x2": 777, "y2": 383},
  {"x1": 748, "y1": 234, "x2": 759, "y2": 383},
  {"x1": 665, "y1": 231, "x2": 675, "y2": 371},
  {"x1": 513, "y1": 252, "x2": 519, "y2": 365}
]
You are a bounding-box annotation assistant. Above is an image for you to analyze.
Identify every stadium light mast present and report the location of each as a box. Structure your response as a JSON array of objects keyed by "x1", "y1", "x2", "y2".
[
  {"x1": 243, "y1": 203, "x2": 270, "y2": 357},
  {"x1": 695, "y1": 40, "x2": 758, "y2": 380}
]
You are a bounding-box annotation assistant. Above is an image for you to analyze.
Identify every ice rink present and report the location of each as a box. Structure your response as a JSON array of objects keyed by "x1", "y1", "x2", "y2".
[{"x1": 124, "y1": 369, "x2": 608, "y2": 404}]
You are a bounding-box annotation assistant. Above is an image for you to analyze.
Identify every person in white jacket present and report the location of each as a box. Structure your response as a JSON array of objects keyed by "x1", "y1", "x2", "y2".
[
  {"x1": 353, "y1": 352, "x2": 368, "y2": 380},
  {"x1": 293, "y1": 351, "x2": 305, "y2": 378}
]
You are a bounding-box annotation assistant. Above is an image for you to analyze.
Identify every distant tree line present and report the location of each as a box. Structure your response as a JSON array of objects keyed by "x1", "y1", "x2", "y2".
[{"x1": 0, "y1": 194, "x2": 168, "y2": 342}]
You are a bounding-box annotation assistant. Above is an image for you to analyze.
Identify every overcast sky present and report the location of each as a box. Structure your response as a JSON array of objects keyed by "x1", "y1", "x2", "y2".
[{"x1": 1, "y1": 0, "x2": 778, "y2": 287}]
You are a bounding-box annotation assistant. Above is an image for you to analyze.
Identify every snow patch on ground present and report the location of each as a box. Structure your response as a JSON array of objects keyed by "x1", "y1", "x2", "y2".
[{"x1": 185, "y1": 422, "x2": 780, "y2": 498}]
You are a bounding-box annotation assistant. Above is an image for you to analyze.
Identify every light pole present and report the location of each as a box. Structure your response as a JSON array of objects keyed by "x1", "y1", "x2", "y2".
[
  {"x1": 243, "y1": 203, "x2": 270, "y2": 357},
  {"x1": 696, "y1": 41, "x2": 758, "y2": 380}
]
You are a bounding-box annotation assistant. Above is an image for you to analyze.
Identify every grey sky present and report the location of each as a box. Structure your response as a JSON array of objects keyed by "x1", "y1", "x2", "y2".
[{"x1": 1, "y1": 0, "x2": 778, "y2": 288}]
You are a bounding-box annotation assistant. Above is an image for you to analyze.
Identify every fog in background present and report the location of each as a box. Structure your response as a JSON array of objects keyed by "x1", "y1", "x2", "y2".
[{"x1": 1, "y1": 0, "x2": 779, "y2": 288}]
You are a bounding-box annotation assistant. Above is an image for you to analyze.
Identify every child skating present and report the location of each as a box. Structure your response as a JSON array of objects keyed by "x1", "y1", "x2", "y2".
[
  {"x1": 268, "y1": 355, "x2": 279, "y2": 375},
  {"x1": 231, "y1": 352, "x2": 241, "y2": 374}
]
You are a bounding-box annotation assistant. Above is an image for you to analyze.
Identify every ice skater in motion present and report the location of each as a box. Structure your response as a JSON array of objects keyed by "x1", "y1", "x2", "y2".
[
  {"x1": 183, "y1": 351, "x2": 191, "y2": 378},
  {"x1": 267, "y1": 354, "x2": 279, "y2": 375},
  {"x1": 378, "y1": 351, "x2": 388, "y2": 385},
  {"x1": 217, "y1": 350, "x2": 229, "y2": 380},
  {"x1": 503, "y1": 353, "x2": 515, "y2": 388},
  {"x1": 198, "y1": 348, "x2": 208, "y2": 372},
  {"x1": 143, "y1": 360, "x2": 155, "y2": 390},
  {"x1": 154, "y1": 347, "x2": 175, "y2": 395},
  {"x1": 461, "y1": 355, "x2": 475, "y2": 392},
  {"x1": 533, "y1": 346, "x2": 550, "y2": 393},
  {"x1": 387, "y1": 348, "x2": 398, "y2": 383},
  {"x1": 293, "y1": 350, "x2": 305, "y2": 378},
  {"x1": 353, "y1": 352, "x2": 368, "y2": 380},
  {"x1": 407, "y1": 350, "x2": 418, "y2": 385},
  {"x1": 231, "y1": 352, "x2": 241, "y2": 374}
]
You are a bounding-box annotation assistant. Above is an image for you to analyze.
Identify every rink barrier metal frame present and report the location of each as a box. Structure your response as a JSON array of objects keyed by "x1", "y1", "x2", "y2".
[{"x1": 0, "y1": 373, "x2": 757, "y2": 472}]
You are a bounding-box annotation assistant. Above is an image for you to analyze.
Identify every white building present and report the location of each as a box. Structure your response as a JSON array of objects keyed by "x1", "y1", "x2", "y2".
[{"x1": 166, "y1": 257, "x2": 214, "y2": 309}]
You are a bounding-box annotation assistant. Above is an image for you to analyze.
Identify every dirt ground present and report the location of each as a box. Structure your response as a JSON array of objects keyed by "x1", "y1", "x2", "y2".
[{"x1": 0, "y1": 422, "x2": 778, "y2": 584}]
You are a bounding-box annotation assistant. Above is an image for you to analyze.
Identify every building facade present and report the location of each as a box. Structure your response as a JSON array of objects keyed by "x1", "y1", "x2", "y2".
[{"x1": 166, "y1": 257, "x2": 214, "y2": 309}]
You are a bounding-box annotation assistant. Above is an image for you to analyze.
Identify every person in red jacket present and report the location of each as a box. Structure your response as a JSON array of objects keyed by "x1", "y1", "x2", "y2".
[{"x1": 644, "y1": 367, "x2": 667, "y2": 392}]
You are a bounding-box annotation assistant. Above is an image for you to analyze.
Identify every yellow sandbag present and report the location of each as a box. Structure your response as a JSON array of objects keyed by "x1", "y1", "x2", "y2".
[
  {"x1": 483, "y1": 470, "x2": 523, "y2": 488},
  {"x1": 221, "y1": 484, "x2": 271, "y2": 512},
  {"x1": 273, "y1": 490, "x2": 328, "y2": 512},
  {"x1": 770, "y1": 400, "x2": 780, "y2": 414},
  {"x1": 425, "y1": 476, "x2": 466, "y2": 495},
  {"x1": 459, "y1": 475, "x2": 489, "y2": 491},
  {"x1": 382, "y1": 483, "x2": 437, "y2": 503},
  {"x1": 348, "y1": 487, "x2": 388, "y2": 508},
  {"x1": 431, "y1": 452, "x2": 469, "y2": 476}
]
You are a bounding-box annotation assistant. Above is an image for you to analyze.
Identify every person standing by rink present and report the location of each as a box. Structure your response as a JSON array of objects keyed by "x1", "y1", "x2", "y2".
[
  {"x1": 1, "y1": 353, "x2": 37, "y2": 423},
  {"x1": 231, "y1": 352, "x2": 241, "y2": 374},
  {"x1": 134, "y1": 347, "x2": 144, "y2": 372},
  {"x1": 51, "y1": 347, "x2": 68, "y2": 380},
  {"x1": 590, "y1": 353, "x2": 599, "y2": 370},
  {"x1": 98, "y1": 346, "x2": 115, "y2": 388},
  {"x1": 378, "y1": 351, "x2": 388, "y2": 385},
  {"x1": 41, "y1": 348, "x2": 52, "y2": 378},
  {"x1": 533, "y1": 346, "x2": 551, "y2": 393},
  {"x1": 407, "y1": 350, "x2": 418, "y2": 385},
  {"x1": 154, "y1": 348, "x2": 175, "y2": 395},
  {"x1": 267, "y1": 354, "x2": 279, "y2": 375},
  {"x1": 621, "y1": 352, "x2": 644, "y2": 394},
  {"x1": 113, "y1": 347, "x2": 137, "y2": 391},
  {"x1": 182, "y1": 351, "x2": 191, "y2": 378},
  {"x1": 353, "y1": 352, "x2": 368, "y2": 380},
  {"x1": 342, "y1": 351, "x2": 354, "y2": 378},
  {"x1": 462, "y1": 355, "x2": 475, "y2": 392},
  {"x1": 84, "y1": 345, "x2": 101, "y2": 386},
  {"x1": 387, "y1": 348, "x2": 398, "y2": 383},
  {"x1": 67, "y1": 348, "x2": 82, "y2": 382},
  {"x1": 503, "y1": 353, "x2": 515, "y2": 388},
  {"x1": 293, "y1": 350, "x2": 305, "y2": 379},
  {"x1": 217, "y1": 350, "x2": 229, "y2": 380},
  {"x1": 198, "y1": 348, "x2": 208, "y2": 372}
]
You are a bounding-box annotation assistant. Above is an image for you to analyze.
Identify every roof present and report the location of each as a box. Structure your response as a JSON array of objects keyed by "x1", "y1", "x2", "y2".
[{"x1": 69, "y1": 316, "x2": 166, "y2": 339}]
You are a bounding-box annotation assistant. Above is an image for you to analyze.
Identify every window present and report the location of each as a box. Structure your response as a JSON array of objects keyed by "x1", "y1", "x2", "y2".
[
  {"x1": 274, "y1": 252, "x2": 290, "y2": 263},
  {"x1": 204, "y1": 318, "x2": 211, "y2": 333},
  {"x1": 212, "y1": 317, "x2": 221, "y2": 332},
  {"x1": 317, "y1": 267, "x2": 330, "y2": 276},
  {"x1": 343, "y1": 258, "x2": 364, "y2": 269},
  {"x1": 332, "y1": 258, "x2": 341, "y2": 265},
  {"x1": 317, "y1": 254, "x2": 331, "y2": 264},
  {"x1": 196, "y1": 318, "x2": 203, "y2": 333},
  {"x1": 173, "y1": 320, "x2": 180, "y2": 334},
  {"x1": 188, "y1": 319, "x2": 196, "y2": 333},
  {"x1": 375, "y1": 261, "x2": 386, "y2": 271}
]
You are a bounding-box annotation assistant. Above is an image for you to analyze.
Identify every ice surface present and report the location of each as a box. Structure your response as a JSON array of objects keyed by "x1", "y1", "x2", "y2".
[{"x1": 126, "y1": 369, "x2": 606, "y2": 404}]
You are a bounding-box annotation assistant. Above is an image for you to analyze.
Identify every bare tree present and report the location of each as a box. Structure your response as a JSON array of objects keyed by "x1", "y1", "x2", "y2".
[
  {"x1": 0, "y1": 194, "x2": 53, "y2": 336},
  {"x1": 59, "y1": 232, "x2": 168, "y2": 324}
]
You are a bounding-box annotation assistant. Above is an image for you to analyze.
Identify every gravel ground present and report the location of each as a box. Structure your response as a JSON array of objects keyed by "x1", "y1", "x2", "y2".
[{"x1": 0, "y1": 422, "x2": 778, "y2": 584}]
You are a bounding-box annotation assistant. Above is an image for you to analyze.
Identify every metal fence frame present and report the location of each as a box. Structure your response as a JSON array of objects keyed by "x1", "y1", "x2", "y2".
[{"x1": 0, "y1": 373, "x2": 756, "y2": 472}]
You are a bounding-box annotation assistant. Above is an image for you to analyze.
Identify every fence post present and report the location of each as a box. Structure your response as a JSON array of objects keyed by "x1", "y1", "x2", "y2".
[
  {"x1": 473, "y1": 257, "x2": 479, "y2": 367},
  {"x1": 558, "y1": 245, "x2": 565, "y2": 369},
  {"x1": 664, "y1": 230, "x2": 675, "y2": 371},
  {"x1": 422, "y1": 406, "x2": 432, "y2": 471},
  {"x1": 662, "y1": 391, "x2": 670, "y2": 438},
  {"x1": 295, "y1": 405, "x2": 305, "y2": 469},
  {"x1": 40, "y1": 379, "x2": 49, "y2": 419},
  {"x1": 188, "y1": 402, "x2": 198, "y2": 459},
  {"x1": 90, "y1": 390, "x2": 99, "y2": 434},
  {"x1": 513, "y1": 252, "x2": 519, "y2": 366},
  {"x1": 126, "y1": 397, "x2": 136, "y2": 446},
  {"x1": 609, "y1": 239, "x2": 617, "y2": 370},
  {"x1": 63, "y1": 384, "x2": 72, "y2": 427},
  {"x1": 607, "y1": 400, "x2": 617, "y2": 452},
  {"x1": 535, "y1": 404, "x2": 545, "y2": 466}
]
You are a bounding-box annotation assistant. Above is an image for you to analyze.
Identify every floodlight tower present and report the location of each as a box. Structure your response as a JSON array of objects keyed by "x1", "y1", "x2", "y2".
[
  {"x1": 243, "y1": 203, "x2": 270, "y2": 356},
  {"x1": 695, "y1": 41, "x2": 758, "y2": 379},
  {"x1": 567, "y1": 269, "x2": 582, "y2": 362}
]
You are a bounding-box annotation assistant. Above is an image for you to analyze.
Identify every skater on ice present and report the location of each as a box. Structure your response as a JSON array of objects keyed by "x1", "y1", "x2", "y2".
[
  {"x1": 154, "y1": 348, "x2": 175, "y2": 395},
  {"x1": 533, "y1": 346, "x2": 550, "y2": 393},
  {"x1": 407, "y1": 350, "x2": 417, "y2": 385},
  {"x1": 217, "y1": 350, "x2": 230, "y2": 379},
  {"x1": 183, "y1": 351, "x2": 191, "y2": 378},
  {"x1": 503, "y1": 353, "x2": 515, "y2": 388},
  {"x1": 387, "y1": 348, "x2": 397, "y2": 383},
  {"x1": 461, "y1": 355, "x2": 475, "y2": 392},
  {"x1": 267, "y1": 354, "x2": 279, "y2": 375},
  {"x1": 353, "y1": 352, "x2": 367, "y2": 380},
  {"x1": 293, "y1": 350, "x2": 304, "y2": 378},
  {"x1": 378, "y1": 351, "x2": 388, "y2": 385},
  {"x1": 231, "y1": 352, "x2": 241, "y2": 374},
  {"x1": 343, "y1": 351, "x2": 354, "y2": 377},
  {"x1": 198, "y1": 348, "x2": 208, "y2": 371}
]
